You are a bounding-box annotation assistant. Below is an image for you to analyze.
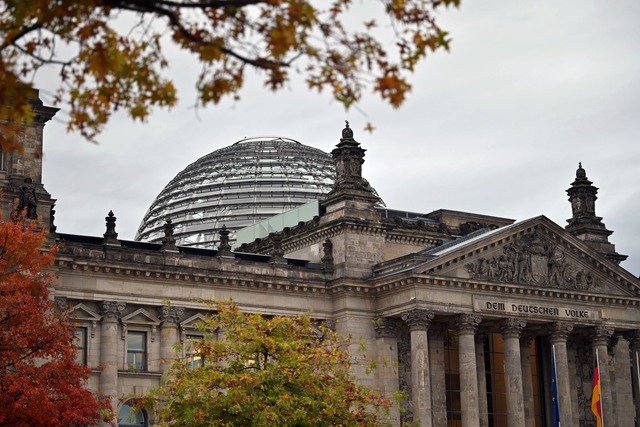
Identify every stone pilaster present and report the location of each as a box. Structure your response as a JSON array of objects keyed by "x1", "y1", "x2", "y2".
[
  {"x1": 500, "y1": 318, "x2": 526, "y2": 427},
  {"x1": 475, "y1": 333, "x2": 489, "y2": 427},
  {"x1": 374, "y1": 318, "x2": 400, "y2": 425},
  {"x1": 519, "y1": 335, "x2": 535, "y2": 427},
  {"x1": 158, "y1": 306, "x2": 185, "y2": 374},
  {"x1": 99, "y1": 301, "x2": 125, "y2": 426},
  {"x1": 591, "y1": 325, "x2": 615, "y2": 427},
  {"x1": 548, "y1": 323, "x2": 574, "y2": 427},
  {"x1": 401, "y1": 309, "x2": 435, "y2": 427},
  {"x1": 455, "y1": 314, "x2": 482, "y2": 427},
  {"x1": 625, "y1": 330, "x2": 640, "y2": 427}
]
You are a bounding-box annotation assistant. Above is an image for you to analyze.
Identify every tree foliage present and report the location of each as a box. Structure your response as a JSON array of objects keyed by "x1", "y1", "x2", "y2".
[
  {"x1": 0, "y1": 0, "x2": 459, "y2": 150},
  {"x1": 143, "y1": 303, "x2": 390, "y2": 426},
  {"x1": 0, "y1": 213, "x2": 111, "y2": 426}
]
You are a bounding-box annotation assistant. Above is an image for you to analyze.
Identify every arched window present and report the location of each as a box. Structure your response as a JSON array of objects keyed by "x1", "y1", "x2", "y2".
[{"x1": 118, "y1": 402, "x2": 147, "y2": 427}]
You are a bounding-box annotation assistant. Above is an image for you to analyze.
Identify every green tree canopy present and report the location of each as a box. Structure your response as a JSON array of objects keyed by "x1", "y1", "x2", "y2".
[
  {"x1": 143, "y1": 303, "x2": 391, "y2": 426},
  {"x1": 0, "y1": 0, "x2": 459, "y2": 150}
]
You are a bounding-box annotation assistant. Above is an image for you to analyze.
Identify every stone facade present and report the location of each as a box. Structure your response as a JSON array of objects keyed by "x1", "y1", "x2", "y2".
[{"x1": 3, "y1": 98, "x2": 640, "y2": 427}]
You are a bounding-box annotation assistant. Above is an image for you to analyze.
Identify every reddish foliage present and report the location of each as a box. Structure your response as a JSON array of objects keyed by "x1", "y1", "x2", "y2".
[{"x1": 0, "y1": 214, "x2": 111, "y2": 426}]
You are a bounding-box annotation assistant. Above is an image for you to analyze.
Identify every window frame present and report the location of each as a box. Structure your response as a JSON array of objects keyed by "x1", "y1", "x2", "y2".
[
  {"x1": 184, "y1": 334, "x2": 205, "y2": 369},
  {"x1": 126, "y1": 331, "x2": 148, "y2": 372},
  {"x1": 74, "y1": 326, "x2": 88, "y2": 366}
]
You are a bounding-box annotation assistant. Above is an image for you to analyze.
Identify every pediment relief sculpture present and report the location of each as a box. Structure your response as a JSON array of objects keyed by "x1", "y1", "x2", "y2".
[{"x1": 464, "y1": 230, "x2": 600, "y2": 291}]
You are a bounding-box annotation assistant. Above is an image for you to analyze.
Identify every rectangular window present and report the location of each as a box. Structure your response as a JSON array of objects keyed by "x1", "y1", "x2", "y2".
[
  {"x1": 185, "y1": 335, "x2": 204, "y2": 369},
  {"x1": 127, "y1": 331, "x2": 147, "y2": 371},
  {"x1": 75, "y1": 327, "x2": 88, "y2": 366}
]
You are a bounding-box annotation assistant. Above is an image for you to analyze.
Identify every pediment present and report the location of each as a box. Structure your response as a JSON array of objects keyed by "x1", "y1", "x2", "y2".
[
  {"x1": 69, "y1": 303, "x2": 101, "y2": 338},
  {"x1": 180, "y1": 313, "x2": 208, "y2": 330},
  {"x1": 69, "y1": 303, "x2": 101, "y2": 322},
  {"x1": 412, "y1": 216, "x2": 640, "y2": 297},
  {"x1": 121, "y1": 308, "x2": 160, "y2": 326}
]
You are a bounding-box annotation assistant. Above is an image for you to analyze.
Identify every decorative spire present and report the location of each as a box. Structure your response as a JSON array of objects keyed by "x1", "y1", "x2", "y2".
[
  {"x1": 565, "y1": 164, "x2": 627, "y2": 264},
  {"x1": 217, "y1": 224, "x2": 232, "y2": 256},
  {"x1": 324, "y1": 121, "x2": 383, "y2": 205},
  {"x1": 161, "y1": 218, "x2": 177, "y2": 251},
  {"x1": 103, "y1": 210, "x2": 119, "y2": 245}
]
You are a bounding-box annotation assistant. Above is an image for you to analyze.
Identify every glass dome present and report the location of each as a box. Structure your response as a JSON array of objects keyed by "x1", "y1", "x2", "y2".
[{"x1": 135, "y1": 137, "x2": 335, "y2": 249}]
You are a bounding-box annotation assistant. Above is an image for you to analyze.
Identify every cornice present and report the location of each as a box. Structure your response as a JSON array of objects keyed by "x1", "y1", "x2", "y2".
[
  {"x1": 54, "y1": 258, "x2": 330, "y2": 295},
  {"x1": 372, "y1": 274, "x2": 640, "y2": 308}
]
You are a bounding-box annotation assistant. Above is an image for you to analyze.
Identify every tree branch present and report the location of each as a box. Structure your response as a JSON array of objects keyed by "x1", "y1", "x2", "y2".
[{"x1": 103, "y1": 0, "x2": 285, "y2": 69}]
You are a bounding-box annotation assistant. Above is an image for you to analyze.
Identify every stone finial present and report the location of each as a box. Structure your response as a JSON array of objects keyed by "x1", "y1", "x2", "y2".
[
  {"x1": 103, "y1": 210, "x2": 119, "y2": 244},
  {"x1": 268, "y1": 232, "x2": 286, "y2": 264},
  {"x1": 217, "y1": 224, "x2": 232, "y2": 256},
  {"x1": 341, "y1": 120, "x2": 354, "y2": 140},
  {"x1": 547, "y1": 322, "x2": 573, "y2": 343},
  {"x1": 321, "y1": 238, "x2": 333, "y2": 266},
  {"x1": 401, "y1": 309, "x2": 435, "y2": 331},
  {"x1": 161, "y1": 218, "x2": 177, "y2": 250},
  {"x1": 454, "y1": 314, "x2": 482, "y2": 334},
  {"x1": 100, "y1": 301, "x2": 125, "y2": 322},
  {"x1": 500, "y1": 318, "x2": 526, "y2": 338},
  {"x1": 157, "y1": 305, "x2": 185, "y2": 326}
]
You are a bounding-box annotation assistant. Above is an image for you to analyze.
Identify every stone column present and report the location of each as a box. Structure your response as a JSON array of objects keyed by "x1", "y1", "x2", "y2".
[
  {"x1": 548, "y1": 323, "x2": 574, "y2": 427},
  {"x1": 454, "y1": 314, "x2": 482, "y2": 427},
  {"x1": 519, "y1": 335, "x2": 535, "y2": 427},
  {"x1": 99, "y1": 301, "x2": 125, "y2": 426},
  {"x1": 374, "y1": 318, "x2": 400, "y2": 426},
  {"x1": 401, "y1": 309, "x2": 435, "y2": 427},
  {"x1": 429, "y1": 326, "x2": 447, "y2": 427},
  {"x1": 625, "y1": 330, "x2": 640, "y2": 427},
  {"x1": 591, "y1": 325, "x2": 615, "y2": 427},
  {"x1": 500, "y1": 318, "x2": 526, "y2": 427},
  {"x1": 475, "y1": 333, "x2": 489, "y2": 427},
  {"x1": 157, "y1": 306, "x2": 185, "y2": 374}
]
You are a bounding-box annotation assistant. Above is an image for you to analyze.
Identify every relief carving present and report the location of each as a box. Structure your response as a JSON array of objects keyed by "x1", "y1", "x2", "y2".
[{"x1": 464, "y1": 230, "x2": 600, "y2": 291}]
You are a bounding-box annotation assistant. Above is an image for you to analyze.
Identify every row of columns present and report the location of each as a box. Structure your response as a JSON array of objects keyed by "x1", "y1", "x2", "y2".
[{"x1": 387, "y1": 309, "x2": 638, "y2": 427}]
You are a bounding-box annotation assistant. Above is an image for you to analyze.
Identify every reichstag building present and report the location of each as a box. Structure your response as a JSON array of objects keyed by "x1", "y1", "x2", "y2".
[{"x1": 2, "y1": 93, "x2": 639, "y2": 427}]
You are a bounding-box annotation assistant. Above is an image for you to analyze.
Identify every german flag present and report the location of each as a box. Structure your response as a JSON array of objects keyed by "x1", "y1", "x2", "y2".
[{"x1": 591, "y1": 362, "x2": 602, "y2": 427}]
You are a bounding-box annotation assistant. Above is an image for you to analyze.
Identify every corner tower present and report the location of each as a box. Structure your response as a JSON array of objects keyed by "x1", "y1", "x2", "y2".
[
  {"x1": 319, "y1": 122, "x2": 384, "y2": 278},
  {"x1": 0, "y1": 90, "x2": 58, "y2": 227},
  {"x1": 565, "y1": 163, "x2": 627, "y2": 264}
]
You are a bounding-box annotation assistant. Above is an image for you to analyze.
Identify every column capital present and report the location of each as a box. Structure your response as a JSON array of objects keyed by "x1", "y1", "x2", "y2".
[
  {"x1": 624, "y1": 329, "x2": 640, "y2": 351},
  {"x1": 54, "y1": 296, "x2": 68, "y2": 311},
  {"x1": 373, "y1": 317, "x2": 398, "y2": 339},
  {"x1": 547, "y1": 322, "x2": 573, "y2": 344},
  {"x1": 500, "y1": 317, "x2": 526, "y2": 338},
  {"x1": 157, "y1": 305, "x2": 185, "y2": 326},
  {"x1": 454, "y1": 313, "x2": 482, "y2": 335},
  {"x1": 590, "y1": 324, "x2": 614, "y2": 347},
  {"x1": 100, "y1": 301, "x2": 125, "y2": 322},
  {"x1": 401, "y1": 309, "x2": 434, "y2": 331}
]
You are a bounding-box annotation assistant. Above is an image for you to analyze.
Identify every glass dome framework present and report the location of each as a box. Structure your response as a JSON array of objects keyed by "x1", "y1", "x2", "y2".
[{"x1": 135, "y1": 137, "x2": 336, "y2": 249}]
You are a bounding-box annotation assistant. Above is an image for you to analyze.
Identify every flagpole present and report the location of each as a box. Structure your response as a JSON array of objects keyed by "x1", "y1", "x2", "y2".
[
  {"x1": 552, "y1": 344, "x2": 560, "y2": 427},
  {"x1": 596, "y1": 348, "x2": 604, "y2": 427}
]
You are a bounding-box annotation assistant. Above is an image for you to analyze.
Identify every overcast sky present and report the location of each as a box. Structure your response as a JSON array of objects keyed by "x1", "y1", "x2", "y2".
[{"x1": 37, "y1": 1, "x2": 640, "y2": 277}]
